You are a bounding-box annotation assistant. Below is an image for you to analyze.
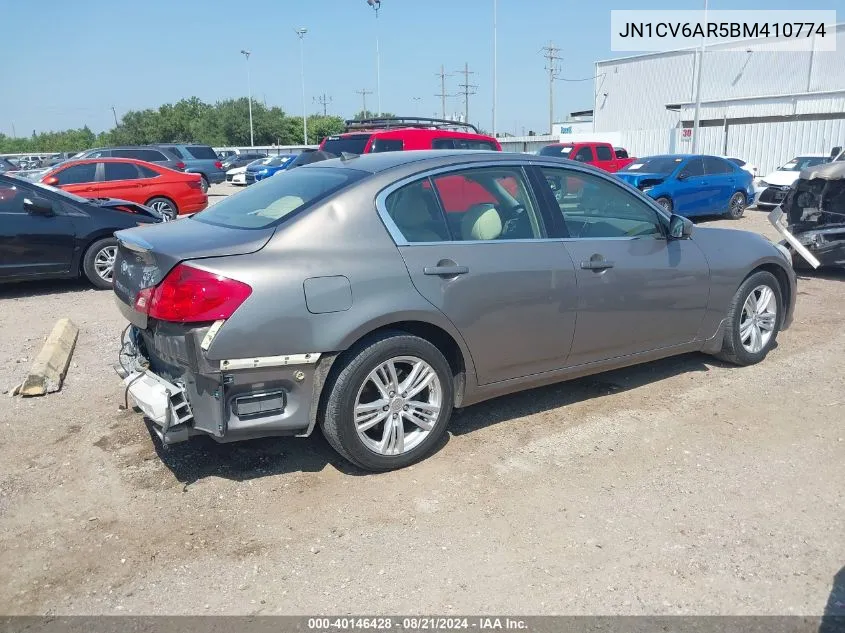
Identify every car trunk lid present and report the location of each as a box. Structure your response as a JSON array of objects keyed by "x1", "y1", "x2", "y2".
[{"x1": 113, "y1": 218, "x2": 274, "y2": 329}]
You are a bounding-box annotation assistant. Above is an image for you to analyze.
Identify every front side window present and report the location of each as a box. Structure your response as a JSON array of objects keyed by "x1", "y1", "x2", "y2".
[
  {"x1": 540, "y1": 167, "x2": 663, "y2": 238},
  {"x1": 195, "y1": 166, "x2": 363, "y2": 229},
  {"x1": 679, "y1": 158, "x2": 705, "y2": 178},
  {"x1": 55, "y1": 163, "x2": 97, "y2": 185},
  {"x1": 595, "y1": 145, "x2": 613, "y2": 161},
  {"x1": 104, "y1": 162, "x2": 140, "y2": 181}
]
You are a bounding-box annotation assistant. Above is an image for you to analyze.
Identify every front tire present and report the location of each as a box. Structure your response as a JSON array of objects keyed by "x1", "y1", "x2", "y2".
[
  {"x1": 716, "y1": 271, "x2": 782, "y2": 366},
  {"x1": 655, "y1": 196, "x2": 673, "y2": 212},
  {"x1": 82, "y1": 237, "x2": 118, "y2": 289},
  {"x1": 727, "y1": 192, "x2": 747, "y2": 219},
  {"x1": 320, "y1": 332, "x2": 454, "y2": 471}
]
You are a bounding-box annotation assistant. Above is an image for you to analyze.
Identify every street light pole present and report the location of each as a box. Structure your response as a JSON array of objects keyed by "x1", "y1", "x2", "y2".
[
  {"x1": 295, "y1": 28, "x2": 308, "y2": 145},
  {"x1": 240, "y1": 49, "x2": 254, "y2": 147},
  {"x1": 691, "y1": 0, "x2": 708, "y2": 153},
  {"x1": 492, "y1": 0, "x2": 497, "y2": 138},
  {"x1": 366, "y1": 0, "x2": 382, "y2": 116}
]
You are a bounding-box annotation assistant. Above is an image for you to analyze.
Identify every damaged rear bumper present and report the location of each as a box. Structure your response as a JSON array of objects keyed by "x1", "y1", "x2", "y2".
[{"x1": 116, "y1": 323, "x2": 330, "y2": 445}]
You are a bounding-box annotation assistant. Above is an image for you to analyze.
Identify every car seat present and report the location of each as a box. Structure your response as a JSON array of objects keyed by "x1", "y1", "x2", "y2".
[
  {"x1": 461, "y1": 203, "x2": 502, "y2": 241},
  {"x1": 389, "y1": 186, "x2": 448, "y2": 242}
]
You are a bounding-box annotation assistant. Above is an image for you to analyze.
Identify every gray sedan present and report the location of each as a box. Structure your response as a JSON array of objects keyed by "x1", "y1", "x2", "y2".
[{"x1": 113, "y1": 151, "x2": 796, "y2": 471}]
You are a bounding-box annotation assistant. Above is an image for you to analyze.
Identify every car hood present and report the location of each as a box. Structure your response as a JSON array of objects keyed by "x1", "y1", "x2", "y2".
[
  {"x1": 112, "y1": 217, "x2": 274, "y2": 326},
  {"x1": 760, "y1": 170, "x2": 800, "y2": 186},
  {"x1": 616, "y1": 172, "x2": 669, "y2": 188}
]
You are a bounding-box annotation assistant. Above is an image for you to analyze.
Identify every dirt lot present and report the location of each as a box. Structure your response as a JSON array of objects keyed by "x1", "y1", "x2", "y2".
[{"x1": 1, "y1": 198, "x2": 843, "y2": 615}]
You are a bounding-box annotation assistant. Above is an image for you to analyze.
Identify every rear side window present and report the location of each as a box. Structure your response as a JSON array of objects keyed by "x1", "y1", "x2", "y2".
[
  {"x1": 385, "y1": 179, "x2": 449, "y2": 243},
  {"x1": 104, "y1": 162, "x2": 140, "y2": 181},
  {"x1": 371, "y1": 139, "x2": 404, "y2": 153},
  {"x1": 194, "y1": 167, "x2": 364, "y2": 229},
  {"x1": 595, "y1": 145, "x2": 613, "y2": 161},
  {"x1": 185, "y1": 146, "x2": 218, "y2": 160},
  {"x1": 160, "y1": 146, "x2": 186, "y2": 159},
  {"x1": 538, "y1": 145, "x2": 573, "y2": 157},
  {"x1": 573, "y1": 146, "x2": 594, "y2": 162},
  {"x1": 614, "y1": 148, "x2": 628, "y2": 159},
  {"x1": 703, "y1": 156, "x2": 732, "y2": 174},
  {"x1": 138, "y1": 165, "x2": 160, "y2": 178},
  {"x1": 321, "y1": 134, "x2": 372, "y2": 155},
  {"x1": 55, "y1": 163, "x2": 96, "y2": 185}
]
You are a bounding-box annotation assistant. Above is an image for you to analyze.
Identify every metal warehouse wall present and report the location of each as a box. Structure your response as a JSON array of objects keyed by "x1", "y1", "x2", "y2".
[{"x1": 594, "y1": 23, "x2": 845, "y2": 132}]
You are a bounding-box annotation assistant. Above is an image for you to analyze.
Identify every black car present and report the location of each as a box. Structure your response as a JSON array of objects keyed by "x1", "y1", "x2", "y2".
[
  {"x1": 0, "y1": 174, "x2": 164, "y2": 289},
  {"x1": 221, "y1": 152, "x2": 267, "y2": 171},
  {"x1": 0, "y1": 157, "x2": 19, "y2": 173}
]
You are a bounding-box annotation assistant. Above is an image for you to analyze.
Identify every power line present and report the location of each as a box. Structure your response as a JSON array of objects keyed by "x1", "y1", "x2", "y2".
[
  {"x1": 541, "y1": 41, "x2": 563, "y2": 134},
  {"x1": 454, "y1": 62, "x2": 477, "y2": 125},
  {"x1": 435, "y1": 65, "x2": 454, "y2": 120},
  {"x1": 314, "y1": 93, "x2": 333, "y2": 116},
  {"x1": 355, "y1": 88, "x2": 373, "y2": 118}
]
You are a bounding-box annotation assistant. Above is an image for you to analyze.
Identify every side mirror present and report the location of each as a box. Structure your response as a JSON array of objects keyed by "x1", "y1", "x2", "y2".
[
  {"x1": 23, "y1": 196, "x2": 55, "y2": 216},
  {"x1": 668, "y1": 213, "x2": 693, "y2": 239},
  {"x1": 43, "y1": 175, "x2": 59, "y2": 186},
  {"x1": 677, "y1": 171, "x2": 689, "y2": 181}
]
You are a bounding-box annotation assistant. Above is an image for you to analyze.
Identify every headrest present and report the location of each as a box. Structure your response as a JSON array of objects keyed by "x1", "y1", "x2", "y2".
[{"x1": 462, "y1": 203, "x2": 502, "y2": 241}]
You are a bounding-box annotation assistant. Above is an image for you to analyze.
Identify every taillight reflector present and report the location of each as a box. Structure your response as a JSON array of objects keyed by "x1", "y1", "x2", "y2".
[
  {"x1": 214, "y1": 161, "x2": 223, "y2": 169},
  {"x1": 175, "y1": 161, "x2": 186, "y2": 170},
  {"x1": 134, "y1": 264, "x2": 252, "y2": 323}
]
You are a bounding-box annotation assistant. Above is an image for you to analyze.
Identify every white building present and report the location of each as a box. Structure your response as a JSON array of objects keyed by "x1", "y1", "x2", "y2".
[{"x1": 590, "y1": 22, "x2": 845, "y2": 173}]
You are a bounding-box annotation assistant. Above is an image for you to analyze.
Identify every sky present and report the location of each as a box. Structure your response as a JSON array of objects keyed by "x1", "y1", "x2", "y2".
[{"x1": 0, "y1": 0, "x2": 840, "y2": 138}]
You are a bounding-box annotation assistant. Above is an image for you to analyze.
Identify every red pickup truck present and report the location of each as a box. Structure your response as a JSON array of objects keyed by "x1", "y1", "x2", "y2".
[{"x1": 538, "y1": 141, "x2": 636, "y2": 173}]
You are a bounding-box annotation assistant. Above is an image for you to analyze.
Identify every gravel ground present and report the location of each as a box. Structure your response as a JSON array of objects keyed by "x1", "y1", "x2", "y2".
[{"x1": 1, "y1": 199, "x2": 843, "y2": 616}]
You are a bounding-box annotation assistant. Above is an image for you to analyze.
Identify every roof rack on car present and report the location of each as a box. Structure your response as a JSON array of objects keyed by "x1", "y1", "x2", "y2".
[{"x1": 344, "y1": 117, "x2": 480, "y2": 134}]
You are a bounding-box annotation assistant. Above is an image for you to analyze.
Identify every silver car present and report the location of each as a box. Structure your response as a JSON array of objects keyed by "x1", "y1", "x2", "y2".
[{"x1": 113, "y1": 151, "x2": 796, "y2": 471}]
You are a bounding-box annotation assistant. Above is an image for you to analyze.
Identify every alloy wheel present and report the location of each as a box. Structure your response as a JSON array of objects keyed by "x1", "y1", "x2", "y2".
[
  {"x1": 354, "y1": 356, "x2": 442, "y2": 456},
  {"x1": 730, "y1": 193, "x2": 746, "y2": 218},
  {"x1": 739, "y1": 284, "x2": 777, "y2": 353},
  {"x1": 94, "y1": 246, "x2": 117, "y2": 283},
  {"x1": 149, "y1": 199, "x2": 176, "y2": 220}
]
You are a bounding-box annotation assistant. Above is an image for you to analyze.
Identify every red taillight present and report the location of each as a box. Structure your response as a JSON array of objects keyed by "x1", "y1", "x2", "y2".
[
  {"x1": 214, "y1": 161, "x2": 223, "y2": 169},
  {"x1": 187, "y1": 179, "x2": 202, "y2": 190},
  {"x1": 134, "y1": 264, "x2": 252, "y2": 323},
  {"x1": 175, "y1": 161, "x2": 186, "y2": 170}
]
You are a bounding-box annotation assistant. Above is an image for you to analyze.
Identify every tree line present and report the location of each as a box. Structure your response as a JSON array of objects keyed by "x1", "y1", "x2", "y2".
[{"x1": 0, "y1": 97, "x2": 388, "y2": 154}]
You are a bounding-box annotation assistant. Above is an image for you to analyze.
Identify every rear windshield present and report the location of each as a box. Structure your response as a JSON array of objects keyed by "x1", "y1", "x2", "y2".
[
  {"x1": 779, "y1": 157, "x2": 829, "y2": 171},
  {"x1": 186, "y1": 146, "x2": 219, "y2": 160},
  {"x1": 322, "y1": 134, "x2": 372, "y2": 155},
  {"x1": 538, "y1": 145, "x2": 573, "y2": 157},
  {"x1": 194, "y1": 167, "x2": 365, "y2": 229}
]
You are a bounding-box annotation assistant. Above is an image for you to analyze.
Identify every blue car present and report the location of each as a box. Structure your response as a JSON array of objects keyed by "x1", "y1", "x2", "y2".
[
  {"x1": 616, "y1": 154, "x2": 755, "y2": 219},
  {"x1": 244, "y1": 154, "x2": 297, "y2": 185}
]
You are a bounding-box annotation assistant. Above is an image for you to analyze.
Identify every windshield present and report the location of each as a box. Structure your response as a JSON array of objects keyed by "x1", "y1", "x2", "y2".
[
  {"x1": 538, "y1": 145, "x2": 573, "y2": 157},
  {"x1": 266, "y1": 155, "x2": 296, "y2": 167},
  {"x1": 778, "y1": 156, "x2": 829, "y2": 171},
  {"x1": 622, "y1": 156, "x2": 684, "y2": 174},
  {"x1": 322, "y1": 134, "x2": 372, "y2": 155},
  {"x1": 194, "y1": 166, "x2": 365, "y2": 229}
]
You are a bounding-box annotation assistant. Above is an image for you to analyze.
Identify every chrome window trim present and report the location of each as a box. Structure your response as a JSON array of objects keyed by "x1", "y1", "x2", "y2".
[{"x1": 375, "y1": 160, "x2": 550, "y2": 246}]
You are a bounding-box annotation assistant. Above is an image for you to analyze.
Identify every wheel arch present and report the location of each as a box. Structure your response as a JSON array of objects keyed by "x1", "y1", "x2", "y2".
[{"x1": 77, "y1": 231, "x2": 119, "y2": 278}]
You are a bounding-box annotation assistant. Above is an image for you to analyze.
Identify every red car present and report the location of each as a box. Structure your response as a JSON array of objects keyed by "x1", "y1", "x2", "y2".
[
  {"x1": 538, "y1": 141, "x2": 636, "y2": 172},
  {"x1": 319, "y1": 117, "x2": 502, "y2": 154},
  {"x1": 39, "y1": 158, "x2": 207, "y2": 219}
]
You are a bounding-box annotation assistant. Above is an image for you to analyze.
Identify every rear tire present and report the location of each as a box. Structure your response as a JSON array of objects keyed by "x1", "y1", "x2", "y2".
[
  {"x1": 320, "y1": 331, "x2": 454, "y2": 472},
  {"x1": 655, "y1": 196, "x2": 673, "y2": 212},
  {"x1": 726, "y1": 192, "x2": 747, "y2": 219},
  {"x1": 82, "y1": 237, "x2": 118, "y2": 289},
  {"x1": 145, "y1": 197, "x2": 178, "y2": 220},
  {"x1": 715, "y1": 271, "x2": 782, "y2": 366},
  {"x1": 200, "y1": 175, "x2": 209, "y2": 193}
]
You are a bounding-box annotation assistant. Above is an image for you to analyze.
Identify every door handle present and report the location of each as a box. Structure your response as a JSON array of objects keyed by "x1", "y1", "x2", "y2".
[
  {"x1": 424, "y1": 265, "x2": 469, "y2": 276},
  {"x1": 580, "y1": 259, "x2": 615, "y2": 271}
]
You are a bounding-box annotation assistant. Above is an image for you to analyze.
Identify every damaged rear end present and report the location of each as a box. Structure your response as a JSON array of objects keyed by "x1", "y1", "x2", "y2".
[
  {"x1": 781, "y1": 162, "x2": 845, "y2": 268},
  {"x1": 112, "y1": 219, "x2": 318, "y2": 445}
]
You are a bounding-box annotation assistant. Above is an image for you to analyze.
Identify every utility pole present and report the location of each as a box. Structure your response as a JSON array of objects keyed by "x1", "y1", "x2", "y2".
[
  {"x1": 412, "y1": 96, "x2": 422, "y2": 116},
  {"x1": 455, "y1": 62, "x2": 477, "y2": 125},
  {"x1": 295, "y1": 28, "x2": 308, "y2": 145},
  {"x1": 492, "y1": 0, "x2": 497, "y2": 137},
  {"x1": 355, "y1": 88, "x2": 373, "y2": 118},
  {"x1": 691, "y1": 0, "x2": 709, "y2": 153},
  {"x1": 314, "y1": 93, "x2": 332, "y2": 117},
  {"x1": 111, "y1": 106, "x2": 119, "y2": 127},
  {"x1": 435, "y1": 65, "x2": 453, "y2": 120},
  {"x1": 240, "y1": 49, "x2": 254, "y2": 147},
  {"x1": 541, "y1": 42, "x2": 563, "y2": 135}
]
